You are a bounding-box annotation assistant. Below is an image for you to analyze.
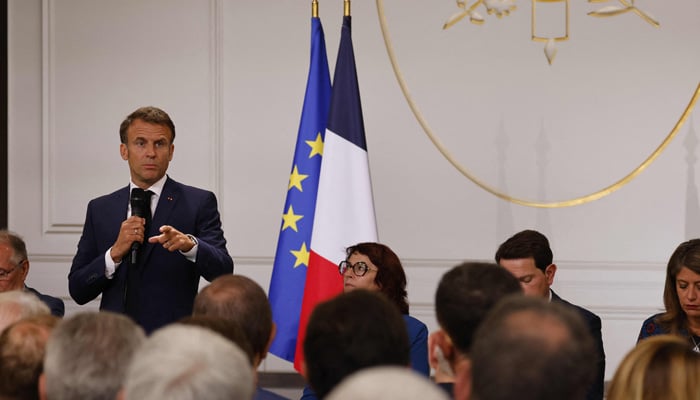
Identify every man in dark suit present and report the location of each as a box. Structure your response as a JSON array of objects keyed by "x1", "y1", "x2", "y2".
[
  {"x1": 495, "y1": 229, "x2": 605, "y2": 400},
  {"x1": 0, "y1": 230, "x2": 64, "y2": 317},
  {"x1": 68, "y1": 106, "x2": 233, "y2": 333}
]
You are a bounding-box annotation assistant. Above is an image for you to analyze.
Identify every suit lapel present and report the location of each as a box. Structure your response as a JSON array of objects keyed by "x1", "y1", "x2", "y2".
[{"x1": 109, "y1": 186, "x2": 130, "y2": 242}]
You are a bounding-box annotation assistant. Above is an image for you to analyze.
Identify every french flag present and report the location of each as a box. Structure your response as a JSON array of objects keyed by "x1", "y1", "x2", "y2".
[{"x1": 293, "y1": 14, "x2": 378, "y2": 371}]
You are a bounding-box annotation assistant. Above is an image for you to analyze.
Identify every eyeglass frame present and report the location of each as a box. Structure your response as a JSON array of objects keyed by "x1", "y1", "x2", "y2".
[
  {"x1": 0, "y1": 259, "x2": 26, "y2": 279},
  {"x1": 338, "y1": 260, "x2": 378, "y2": 277}
]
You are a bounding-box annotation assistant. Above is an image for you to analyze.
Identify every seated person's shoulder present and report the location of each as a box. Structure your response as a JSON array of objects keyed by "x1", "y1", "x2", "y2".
[
  {"x1": 26, "y1": 286, "x2": 65, "y2": 317},
  {"x1": 253, "y1": 387, "x2": 290, "y2": 400},
  {"x1": 639, "y1": 312, "x2": 666, "y2": 340},
  {"x1": 552, "y1": 292, "x2": 601, "y2": 324}
]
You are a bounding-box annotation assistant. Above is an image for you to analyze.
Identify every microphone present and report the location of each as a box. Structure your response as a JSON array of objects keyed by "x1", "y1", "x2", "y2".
[{"x1": 129, "y1": 188, "x2": 148, "y2": 265}]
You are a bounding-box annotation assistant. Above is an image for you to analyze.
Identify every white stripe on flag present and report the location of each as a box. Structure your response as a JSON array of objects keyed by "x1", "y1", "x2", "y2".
[{"x1": 311, "y1": 128, "x2": 377, "y2": 263}]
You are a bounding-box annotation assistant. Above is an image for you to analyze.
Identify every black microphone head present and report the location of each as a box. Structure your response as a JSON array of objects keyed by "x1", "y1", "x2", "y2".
[{"x1": 130, "y1": 188, "x2": 147, "y2": 218}]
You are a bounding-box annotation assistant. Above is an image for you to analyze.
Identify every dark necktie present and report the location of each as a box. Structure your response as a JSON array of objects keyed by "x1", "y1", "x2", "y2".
[{"x1": 143, "y1": 190, "x2": 154, "y2": 233}]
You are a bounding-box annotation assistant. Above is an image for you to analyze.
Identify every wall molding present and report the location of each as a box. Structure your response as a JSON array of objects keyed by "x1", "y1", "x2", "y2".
[{"x1": 38, "y1": 0, "x2": 226, "y2": 234}]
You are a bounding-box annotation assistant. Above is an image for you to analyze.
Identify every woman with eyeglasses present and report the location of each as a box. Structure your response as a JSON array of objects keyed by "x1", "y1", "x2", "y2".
[
  {"x1": 299, "y1": 242, "x2": 429, "y2": 400},
  {"x1": 338, "y1": 242, "x2": 429, "y2": 376}
]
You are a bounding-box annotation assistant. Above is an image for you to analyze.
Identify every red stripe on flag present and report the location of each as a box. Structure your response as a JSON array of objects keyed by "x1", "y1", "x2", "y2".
[{"x1": 293, "y1": 250, "x2": 343, "y2": 372}]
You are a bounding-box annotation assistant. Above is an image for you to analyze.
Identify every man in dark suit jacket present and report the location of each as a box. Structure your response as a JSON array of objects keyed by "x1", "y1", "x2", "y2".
[
  {"x1": 68, "y1": 106, "x2": 233, "y2": 333},
  {"x1": 495, "y1": 229, "x2": 605, "y2": 400},
  {"x1": 0, "y1": 230, "x2": 64, "y2": 317}
]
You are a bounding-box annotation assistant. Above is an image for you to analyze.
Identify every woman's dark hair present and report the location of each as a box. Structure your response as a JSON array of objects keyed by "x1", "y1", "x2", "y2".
[
  {"x1": 658, "y1": 239, "x2": 700, "y2": 334},
  {"x1": 346, "y1": 242, "x2": 409, "y2": 314}
]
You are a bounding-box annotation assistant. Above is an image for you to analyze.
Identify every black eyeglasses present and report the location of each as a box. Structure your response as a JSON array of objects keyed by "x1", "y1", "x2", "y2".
[
  {"x1": 338, "y1": 261, "x2": 378, "y2": 277},
  {"x1": 0, "y1": 259, "x2": 25, "y2": 279}
]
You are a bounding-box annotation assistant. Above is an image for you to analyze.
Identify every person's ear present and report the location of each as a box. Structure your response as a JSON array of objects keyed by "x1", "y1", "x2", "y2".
[
  {"x1": 120, "y1": 143, "x2": 128, "y2": 160},
  {"x1": 38, "y1": 373, "x2": 47, "y2": 400},
  {"x1": 257, "y1": 322, "x2": 277, "y2": 367},
  {"x1": 18, "y1": 259, "x2": 29, "y2": 281},
  {"x1": 301, "y1": 359, "x2": 308, "y2": 380},
  {"x1": 544, "y1": 263, "x2": 557, "y2": 286},
  {"x1": 429, "y1": 330, "x2": 456, "y2": 381},
  {"x1": 453, "y1": 357, "x2": 472, "y2": 400},
  {"x1": 115, "y1": 388, "x2": 126, "y2": 400}
]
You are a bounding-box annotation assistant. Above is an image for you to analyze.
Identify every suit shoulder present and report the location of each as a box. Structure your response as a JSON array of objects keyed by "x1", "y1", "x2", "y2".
[
  {"x1": 641, "y1": 313, "x2": 664, "y2": 328},
  {"x1": 552, "y1": 292, "x2": 600, "y2": 323},
  {"x1": 25, "y1": 286, "x2": 65, "y2": 317},
  {"x1": 403, "y1": 314, "x2": 428, "y2": 330},
  {"x1": 167, "y1": 178, "x2": 214, "y2": 196},
  {"x1": 87, "y1": 187, "x2": 128, "y2": 206},
  {"x1": 254, "y1": 387, "x2": 290, "y2": 400}
]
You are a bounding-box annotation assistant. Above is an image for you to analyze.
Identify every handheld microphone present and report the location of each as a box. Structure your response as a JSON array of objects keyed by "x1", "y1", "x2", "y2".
[{"x1": 129, "y1": 188, "x2": 148, "y2": 265}]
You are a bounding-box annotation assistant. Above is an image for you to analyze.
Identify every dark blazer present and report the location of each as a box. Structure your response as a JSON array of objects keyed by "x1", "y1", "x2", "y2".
[
  {"x1": 25, "y1": 285, "x2": 65, "y2": 317},
  {"x1": 68, "y1": 177, "x2": 233, "y2": 333},
  {"x1": 637, "y1": 313, "x2": 671, "y2": 342},
  {"x1": 254, "y1": 387, "x2": 290, "y2": 400},
  {"x1": 551, "y1": 290, "x2": 605, "y2": 400}
]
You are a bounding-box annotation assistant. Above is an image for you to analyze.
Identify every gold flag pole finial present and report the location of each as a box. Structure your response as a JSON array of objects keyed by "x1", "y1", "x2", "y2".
[
  {"x1": 344, "y1": 0, "x2": 350, "y2": 16},
  {"x1": 312, "y1": 0, "x2": 318, "y2": 18}
]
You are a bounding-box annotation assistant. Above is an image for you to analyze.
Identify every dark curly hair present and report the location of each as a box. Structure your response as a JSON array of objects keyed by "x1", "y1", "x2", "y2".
[{"x1": 345, "y1": 242, "x2": 409, "y2": 314}]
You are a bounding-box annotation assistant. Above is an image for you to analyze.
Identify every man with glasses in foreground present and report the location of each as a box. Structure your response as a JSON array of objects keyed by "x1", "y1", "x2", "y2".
[{"x1": 0, "y1": 230, "x2": 64, "y2": 316}]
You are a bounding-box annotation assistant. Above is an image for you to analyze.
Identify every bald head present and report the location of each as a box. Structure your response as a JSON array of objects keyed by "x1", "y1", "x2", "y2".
[{"x1": 193, "y1": 275, "x2": 273, "y2": 364}]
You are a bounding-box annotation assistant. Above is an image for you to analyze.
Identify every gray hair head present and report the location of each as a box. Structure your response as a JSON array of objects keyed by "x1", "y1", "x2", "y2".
[
  {"x1": 0, "y1": 291, "x2": 50, "y2": 333},
  {"x1": 326, "y1": 366, "x2": 449, "y2": 400},
  {"x1": 43, "y1": 311, "x2": 146, "y2": 400},
  {"x1": 123, "y1": 324, "x2": 254, "y2": 400}
]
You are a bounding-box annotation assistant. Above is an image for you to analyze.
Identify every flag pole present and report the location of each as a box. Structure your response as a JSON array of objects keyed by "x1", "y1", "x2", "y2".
[
  {"x1": 344, "y1": 0, "x2": 350, "y2": 17},
  {"x1": 312, "y1": 0, "x2": 318, "y2": 18}
]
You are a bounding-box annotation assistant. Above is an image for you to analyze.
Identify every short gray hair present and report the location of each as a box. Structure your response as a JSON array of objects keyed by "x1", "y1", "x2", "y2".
[
  {"x1": 0, "y1": 291, "x2": 49, "y2": 332},
  {"x1": 326, "y1": 366, "x2": 450, "y2": 400},
  {"x1": 0, "y1": 230, "x2": 28, "y2": 265},
  {"x1": 43, "y1": 311, "x2": 145, "y2": 400},
  {"x1": 123, "y1": 324, "x2": 254, "y2": 400}
]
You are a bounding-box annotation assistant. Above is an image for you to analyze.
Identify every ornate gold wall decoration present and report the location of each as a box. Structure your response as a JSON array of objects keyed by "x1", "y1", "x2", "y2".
[
  {"x1": 443, "y1": 0, "x2": 659, "y2": 64},
  {"x1": 376, "y1": 0, "x2": 700, "y2": 208}
]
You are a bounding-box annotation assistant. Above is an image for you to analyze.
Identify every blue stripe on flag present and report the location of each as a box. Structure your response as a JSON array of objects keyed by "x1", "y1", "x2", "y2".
[{"x1": 326, "y1": 16, "x2": 367, "y2": 151}]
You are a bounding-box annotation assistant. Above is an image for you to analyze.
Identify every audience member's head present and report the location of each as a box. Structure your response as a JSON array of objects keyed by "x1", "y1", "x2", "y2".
[
  {"x1": 178, "y1": 314, "x2": 255, "y2": 365},
  {"x1": 122, "y1": 324, "x2": 254, "y2": 400},
  {"x1": 0, "y1": 230, "x2": 29, "y2": 293},
  {"x1": 494, "y1": 229, "x2": 556, "y2": 297},
  {"x1": 0, "y1": 314, "x2": 59, "y2": 400},
  {"x1": 430, "y1": 262, "x2": 522, "y2": 384},
  {"x1": 658, "y1": 238, "x2": 700, "y2": 334},
  {"x1": 40, "y1": 311, "x2": 145, "y2": 400},
  {"x1": 325, "y1": 366, "x2": 450, "y2": 400},
  {"x1": 0, "y1": 291, "x2": 50, "y2": 333},
  {"x1": 465, "y1": 295, "x2": 596, "y2": 400},
  {"x1": 303, "y1": 290, "x2": 410, "y2": 399},
  {"x1": 607, "y1": 334, "x2": 700, "y2": 400},
  {"x1": 341, "y1": 242, "x2": 409, "y2": 314},
  {"x1": 434, "y1": 261, "x2": 522, "y2": 355},
  {"x1": 193, "y1": 274, "x2": 273, "y2": 366}
]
